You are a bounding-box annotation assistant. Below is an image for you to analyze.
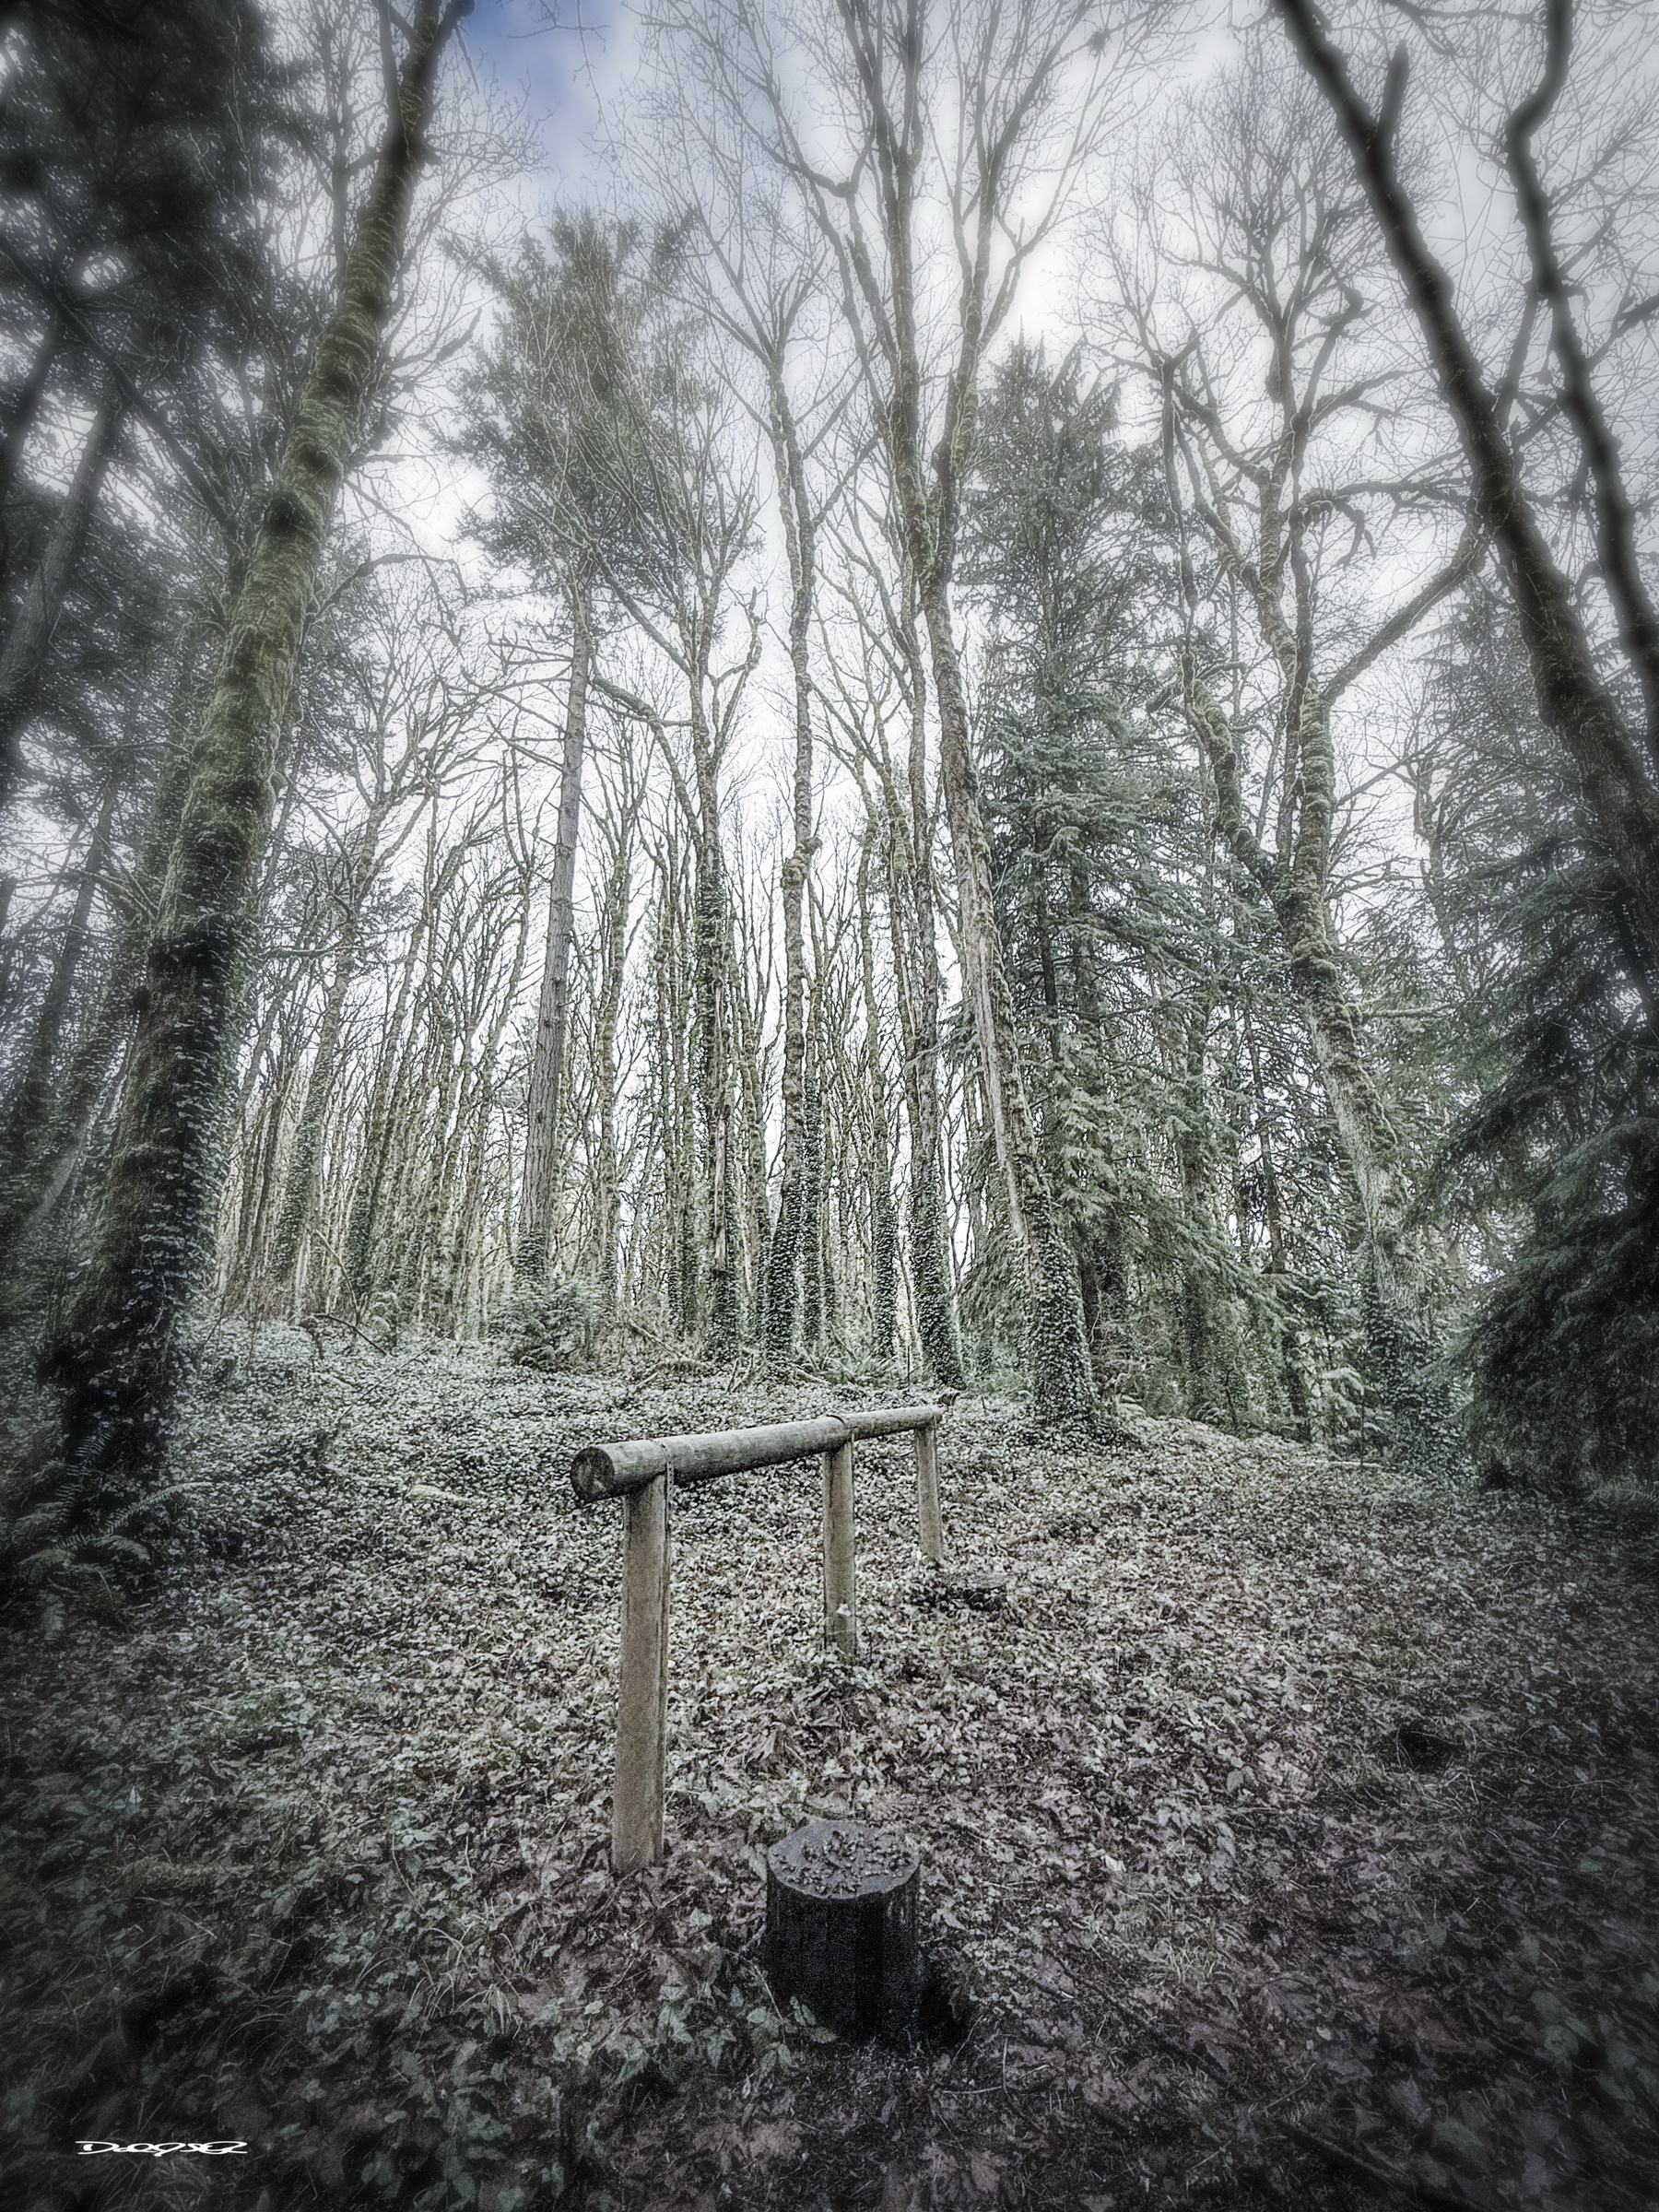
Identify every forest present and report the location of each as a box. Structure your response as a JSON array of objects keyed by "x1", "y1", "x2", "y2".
[{"x1": 1, "y1": 0, "x2": 1656, "y2": 2206}]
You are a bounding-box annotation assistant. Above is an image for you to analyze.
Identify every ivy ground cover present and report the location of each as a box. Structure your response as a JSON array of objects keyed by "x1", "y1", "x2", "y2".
[{"x1": 3, "y1": 1333, "x2": 1656, "y2": 2209}]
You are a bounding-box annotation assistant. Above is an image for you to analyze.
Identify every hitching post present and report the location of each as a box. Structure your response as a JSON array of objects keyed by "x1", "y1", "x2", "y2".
[
  {"x1": 822, "y1": 1438, "x2": 857, "y2": 1659},
  {"x1": 572, "y1": 1406, "x2": 943, "y2": 1868},
  {"x1": 913, "y1": 1419, "x2": 945, "y2": 1566},
  {"x1": 612, "y1": 1469, "x2": 669, "y2": 1873}
]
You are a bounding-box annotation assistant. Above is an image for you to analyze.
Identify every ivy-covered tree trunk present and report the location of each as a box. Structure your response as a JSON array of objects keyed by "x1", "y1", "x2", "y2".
[
  {"x1": 918, "y1": 576, "x2": 1096, "y2": 1418},
  {"x1": 651, "y1": 852, "x2": 699, "y2": 1337},
  {"x1": 43, "y1": 0, "x2": 470, "y2": 1512},
  {"x1": 885, "y1": 620, "x2": 965, "y2": 1391},
  {"x1": 1285, "y1": 879, "x2": 1452, "y2": 1474},
  {"x1": 857, "y1": 830, "x2": 898, "y2": 1362},
  {"x1": 517, "y1": 584, "x2": 591, "y2": 1281},
  {"x1": 1063, "y1": 858, "x2": 1132, "y2": 1386},
  {"x1": 1175, "y1": 982, "x2": 1225, "y2": 1422},
  {"x1": 1241, "y1": 1005, "x2": 1313, "y2": 1437},
  {"x1": 592, "y1": 774, "x2": 636, "y2": 1330},
  {"x1": 801, "y1": 1023, "x2": 824, "y2": 1354},
  {"x1": 762, "y1": 367, "x2": 817, "y2": 1368},
  {"x1": 1194, "y1": 665, "x2": 1452, "y2": 1472},
  {"x1": 694, "y1": 827, "x2": 738, "y2": 1359}
]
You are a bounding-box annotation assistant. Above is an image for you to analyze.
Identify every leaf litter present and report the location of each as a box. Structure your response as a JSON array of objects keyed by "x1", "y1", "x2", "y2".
[{"x1": 2, "y1": 1326, "x2": 1656, "y2": 2210}]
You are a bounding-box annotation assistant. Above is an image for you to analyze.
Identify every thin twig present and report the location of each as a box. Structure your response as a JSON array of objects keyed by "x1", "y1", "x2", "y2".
[{"x1": 1287, "y1": 2119, "x2": 1477, "y2": 2210}]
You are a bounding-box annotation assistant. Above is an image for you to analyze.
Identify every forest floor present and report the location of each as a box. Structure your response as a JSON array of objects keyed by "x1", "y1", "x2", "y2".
[{"x1": 3, "y1": 1331, "x2": 1658, "y2": 2212}]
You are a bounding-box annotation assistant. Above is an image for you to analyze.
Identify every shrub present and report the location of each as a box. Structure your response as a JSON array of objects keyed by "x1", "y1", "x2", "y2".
[{"x1": 492, "y1": 1276, "x2": 599, "y2": 1372}]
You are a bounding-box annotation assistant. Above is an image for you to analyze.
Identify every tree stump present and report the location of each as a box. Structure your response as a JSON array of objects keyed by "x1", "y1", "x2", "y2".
[
  {"x1": 765, "y1": 1818, "x2": 920, "y2": 2041},
  {"x1": 918, "y1": 1571, "x2": 1006, "y2": 1612}
]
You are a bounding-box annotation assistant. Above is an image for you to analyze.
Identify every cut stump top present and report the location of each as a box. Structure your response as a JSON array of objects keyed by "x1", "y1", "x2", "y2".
[{"x1": 767, "y1": 1817, "x2": 919, "y2": 1900}]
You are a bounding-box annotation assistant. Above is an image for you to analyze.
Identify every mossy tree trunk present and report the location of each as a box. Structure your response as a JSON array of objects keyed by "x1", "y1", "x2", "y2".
[
  {"x1": 1150, "y1": 112, "x2": 1479, "y2": 1468},
  {"x1": 688, "y1": 680, "x2": 740, "y2": 1361},
  {"x1": 44, "y1": 0, "x2": 471, "y2": 1512},
  {"x1": 1184, "y1": 661, "x2": 1454, "y2": 1473},
  {"x1": 1174, "y1": 979, "x2": 1226, "y2": 1422},
  {"x1": 1241, "y1": 1002, "x2": 1313, "y2": 1436}
]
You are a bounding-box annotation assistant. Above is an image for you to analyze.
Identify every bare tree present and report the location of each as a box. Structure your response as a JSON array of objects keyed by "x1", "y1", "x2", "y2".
[
  {"x1": 264, "y1": 573, "x2": 483, "y2": 1300},
  {"x1": 817, "y1": 499, "x2": 966, "y2": 1385},
  {"x1": 1273, "y1": 0, "x2": 1659, "y2": 970},
  {"x1": 44, "y1": 0, "x2": 474, "y2": 1514},
  {"x1": 1106, "y1": 41, "x2": 1475, "y2": 1463},
  {"x1": 686, "y1": 0, "x2": 1158, "y2": 1414}
]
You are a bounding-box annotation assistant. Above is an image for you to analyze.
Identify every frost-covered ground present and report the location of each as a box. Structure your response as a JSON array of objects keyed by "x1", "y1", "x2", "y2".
[{"x1": 3, "y1": 1329, "x2": 1657, "y2": 2211}]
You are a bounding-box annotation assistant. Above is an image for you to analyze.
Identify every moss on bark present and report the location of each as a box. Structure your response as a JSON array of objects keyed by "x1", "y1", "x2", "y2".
[{"x1": 43, "y1": 3, "x2": 468, "y2": 1510}]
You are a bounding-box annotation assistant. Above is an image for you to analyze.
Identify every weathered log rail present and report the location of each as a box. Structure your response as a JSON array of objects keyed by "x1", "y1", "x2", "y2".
[{"x1": 570, "y1": 1406, "x2": 945, "y2": 1873}]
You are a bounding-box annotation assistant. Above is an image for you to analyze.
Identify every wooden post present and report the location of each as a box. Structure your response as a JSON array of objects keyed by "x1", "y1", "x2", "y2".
[
  {"x1": 822, "y1": 1439, "x2": 856, "y2": 1659},
  {"x1": 913, "y1": 1419, "x2": 945, "y2": 1567},
  {"x1": 612, "y1": 1470, "x2": 669, "y2": 1874},
  {"x1": 571, "y1": 1407, "x2": 943, "y2": 1866}
]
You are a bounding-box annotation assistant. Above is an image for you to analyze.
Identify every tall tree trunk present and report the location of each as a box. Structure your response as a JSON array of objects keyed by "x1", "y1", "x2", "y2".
[
  {"x1": 857, "y1": 831, "x2": 898, "y2": 1362},
  {"x1": 763, "y1": 367, "x2": 817, "y2": 1367},
  {"x1": 1, "y1": 772, "x2": 118, "y2": 1172},
  {"x1": 688, "y1": 681, "x2": 739, "y2": 1359},
  {"x1": 652, "y1": 886, "x2": 683, "y2": 1332},
  {"x1": 1242, "y1": 1003, "x2": 1312, "y2": 1436},
  {"x1": 652, "y1": 836, "x2": 698, "y2": 1335},
  {"x1": 517, "y1": 584, "x2": 591, "y2": 1280},
  {"x1": 800, "y1": 1017, "x2": 823, "y2": 1354},
  {"x1": 265, "y1": 835, "x2": 382, "y2": 1296},
  {"x1": 917, "y1": 575, "x2": 1095, "y2": 1416},
  {"x1": 731, "y1": 941, "x2": 771, "y2": 1349},
  {"x1": 889, "y1": 608, "x2": 965, "y2": 1389},
  {"x1": 401, "y1": 1000, "x2": 463, "y2": 1328},
  {"x1": 0, "y1": 322, "x2": 60, "y2": 596},
  {"x1": 1174, "y1": 980, "x2": 1226, "y2": 1423},
  {"x1": 592, "y1": 800, "x2": 632, "y2": 1330},
  {"x1": 1276, "y1": 0, "x2": 1659, "y2": 955},
  {"x1": 442, "y1": 880, "x2": 531, "y2": 1335},
  {"x1": 343, "y1": 802, "x2": 449, "y2": 1307},
  {"x1": 44, "y1": 1, "x2": 469, "y2": 1512},
  {"x1": 0, "y1": 387, "x2": 124, "y2": 806},
  {"x1": 1192, "y1": 663, "x2": 1451, "y2": 1469}
]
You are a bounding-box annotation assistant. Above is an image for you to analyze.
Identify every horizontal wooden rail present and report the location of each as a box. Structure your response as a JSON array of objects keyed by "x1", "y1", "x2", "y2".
[
  {"x1": 570, "y1": 1404, "x2": 941, "y2": 1500},
  {"x1": 569, "y1": 1405, "x2": 946, "y2": 1872}
]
